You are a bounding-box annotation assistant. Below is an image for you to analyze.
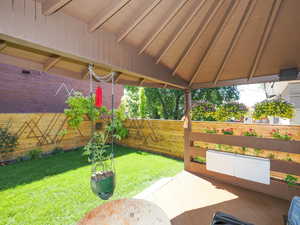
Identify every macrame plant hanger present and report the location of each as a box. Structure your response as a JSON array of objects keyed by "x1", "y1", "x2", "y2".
[{"x1": 88, "y1": 64, "x2": 116, "y2": 201}]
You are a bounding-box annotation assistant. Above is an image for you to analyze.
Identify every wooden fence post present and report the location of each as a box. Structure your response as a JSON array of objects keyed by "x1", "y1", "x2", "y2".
[{"x1": 184, "y1": 89, "x2": 192, "y2": 171}]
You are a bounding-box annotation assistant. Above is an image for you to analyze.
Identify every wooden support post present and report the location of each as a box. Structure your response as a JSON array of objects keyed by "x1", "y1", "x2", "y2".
[{"x1": 183, "y1": 89, "x2": 192, "y2": 171}]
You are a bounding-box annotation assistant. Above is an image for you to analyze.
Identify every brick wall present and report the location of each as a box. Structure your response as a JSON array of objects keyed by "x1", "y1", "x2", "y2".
[{"x1": 0, "y1": 63, "x2": 124, "y2": 113}]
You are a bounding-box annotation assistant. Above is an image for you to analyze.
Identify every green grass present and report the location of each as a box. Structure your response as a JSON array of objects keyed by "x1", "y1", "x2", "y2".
[{"x1": 0, "y1": 145, "x2": 183, "y2": 225}]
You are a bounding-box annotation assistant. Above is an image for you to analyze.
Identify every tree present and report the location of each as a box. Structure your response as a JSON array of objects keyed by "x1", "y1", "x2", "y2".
[{"x1": 122, "y1": 86, "x2": 240, "y2": 120}]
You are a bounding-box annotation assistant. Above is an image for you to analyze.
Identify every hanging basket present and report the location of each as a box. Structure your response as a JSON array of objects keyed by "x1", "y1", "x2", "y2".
[
  {"x1": 90, "y1": 154, "x2": 115, "y2": 200},
  {"x1": 91, "y1": 170, "x2": 115, "y2": 200}
]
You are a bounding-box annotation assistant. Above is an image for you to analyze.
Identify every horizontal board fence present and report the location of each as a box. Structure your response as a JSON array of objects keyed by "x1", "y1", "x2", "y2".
[
  {"x1": 0, "y1": 113, "x2": 92, "y2": 161},
  {"x1": 1, "y1": 115, "x2": 300, "y2": 172},
  {"x1": 1, "y1": 114, "x2": 299, "y2": 199}
]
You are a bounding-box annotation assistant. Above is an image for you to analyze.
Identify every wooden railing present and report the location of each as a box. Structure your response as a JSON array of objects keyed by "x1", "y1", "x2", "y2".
[{"x1": 186, "y1": 132, "x2": 300, "y2": 201}]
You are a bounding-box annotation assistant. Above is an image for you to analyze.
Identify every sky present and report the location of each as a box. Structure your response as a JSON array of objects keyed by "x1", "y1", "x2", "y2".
[{"x1": 237, "y1": 84, "x2": 266, "y2": 108}]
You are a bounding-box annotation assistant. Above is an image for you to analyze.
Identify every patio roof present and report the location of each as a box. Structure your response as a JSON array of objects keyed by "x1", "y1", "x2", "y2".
[{"x1": 0, "y1": 0, "x2": 299, "y2": 89}]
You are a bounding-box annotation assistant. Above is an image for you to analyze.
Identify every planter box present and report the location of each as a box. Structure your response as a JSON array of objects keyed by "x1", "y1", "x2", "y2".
[{"x1": 206, "y1": 150, "x2": 270, "y2": 185}]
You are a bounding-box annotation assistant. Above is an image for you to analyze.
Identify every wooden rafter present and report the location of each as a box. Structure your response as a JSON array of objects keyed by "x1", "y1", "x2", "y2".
[
  {"x1": 118, "y1": 0, "x2": 162, "y2": 42},
  {"x1": 114, "y1": 72, "x2": 121, "y2": 83},
  {"x1": 248, "y1": 0, "x2": 283, "y2": 80},
  {"x1": 0, "y1": 41, "x2": 7, "y2": 52},
  {"x1": 81, "y1": 69, "x2": 89, "y2": 79},
  {"x1": 139, "y1": 78, "x2": 145, "y2": 86},
  {"x1": 214, "y1": 0, "x2": 256, "y2": 84},
  {"x1": 88, "y1": 0, "x2": 132, "y2": 32},
  {"x1": 156, "y1": 0, "x2": 207, "y2": 64},
  {"x1": 172, "y1": 0, "x2": 224, "y2": 76},
  {"x1": 118, "y1": 79, "x2": 168, "y2": 89},
  {"x1": 138, "y1": 0, "x2": 190, "y2": 55},
  {"x1": 42, "y1": 0, "x2": 73, "y2": 16},
  {"x1": 43, "y1": 56, "x2": 61, "y2": 72},
  {"x1": 189, "y1": 0, "x2": 239, "y2": 87},
  {"x1": 191, "y1": 74, "x2": 282, "y2": 89}
]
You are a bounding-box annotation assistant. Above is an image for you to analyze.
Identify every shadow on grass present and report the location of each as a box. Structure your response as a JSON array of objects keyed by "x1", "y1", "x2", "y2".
[{"x1": 0, "y1": 145, "x2": 134, "y2": 191}]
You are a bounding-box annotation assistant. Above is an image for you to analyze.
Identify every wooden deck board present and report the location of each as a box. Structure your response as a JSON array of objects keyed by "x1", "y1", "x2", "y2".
[{"x1": 138, "y1": 171, "x2": 289, "y2": 225}]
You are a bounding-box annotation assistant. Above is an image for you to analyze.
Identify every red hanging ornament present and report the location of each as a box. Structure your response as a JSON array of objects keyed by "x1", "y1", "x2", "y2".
[{"x1": 95, "y1": 87, "x2": 102, "y2": 107}]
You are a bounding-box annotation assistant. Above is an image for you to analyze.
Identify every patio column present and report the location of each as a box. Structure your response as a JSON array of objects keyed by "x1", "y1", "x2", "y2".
[{"x1": 183, "y1": 89, "x2": 192, "y2": 171}]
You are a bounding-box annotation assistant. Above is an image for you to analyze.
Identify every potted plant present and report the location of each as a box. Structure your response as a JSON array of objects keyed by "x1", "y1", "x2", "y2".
[
  {"x1": 253, "y1": 98, "x2": 295, "y2": 122},
  {"x1": 214, "y1": 102, "x2": 248, "y2": 121},
  {"x1": 221, "y1": 128, "x2": 234, "y2": 135},
  {"x1": 84, "y1": 132, "x2": 115, "y2": 200},
  {"x1": 270, "y1": 129, "x2": 293, "y2": 141},
  {"x1": 191, "y1": 101, "x2": 216, "y2": 121}
]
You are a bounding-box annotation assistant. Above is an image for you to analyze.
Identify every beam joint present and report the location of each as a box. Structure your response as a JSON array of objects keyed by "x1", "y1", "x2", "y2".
[{"x1": 43, "y1": 56, "x2": 61, "y2": 72}]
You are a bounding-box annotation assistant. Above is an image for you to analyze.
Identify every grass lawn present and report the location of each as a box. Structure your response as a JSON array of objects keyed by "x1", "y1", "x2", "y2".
[{"x1": 0, "y1": 145, "x2": 183, "y2": 225}]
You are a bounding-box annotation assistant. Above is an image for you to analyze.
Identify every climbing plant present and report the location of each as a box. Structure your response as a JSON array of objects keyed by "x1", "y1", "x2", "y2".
[
  {"x1": 252, "y1": 98, "x2": 295, "y2": 120},
  {"x1": 64, "y1": 92, "x2": 107, "y2": 129}
]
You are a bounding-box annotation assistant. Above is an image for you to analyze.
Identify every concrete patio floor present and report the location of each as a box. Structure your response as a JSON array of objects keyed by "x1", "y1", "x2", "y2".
[{"x1": 135, "y1": 171, "x2": 290, "y2": 225}]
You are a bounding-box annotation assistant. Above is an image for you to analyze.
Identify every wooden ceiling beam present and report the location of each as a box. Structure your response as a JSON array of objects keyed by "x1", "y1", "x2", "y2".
[
  {"x1": 114, "y1": 72, "x2": 122, "y2": 83},
  {"x1": 172, "y1": 0, "x2": 223, "y2": 76},
  {"x1": 0, "y1": 41, "x2": 7, "y2": 52},
  {"x1": 191, "y1": 72, "x2": 300, "y2": 89},
  {"x1": 248, "y1": 0, "x2": 283, "y2": 80},
  {"x1": 189, "y1": 0, "x2": 239, "y2": 87},
  {"x1": 0, "y1": 53, "x2": 82, "y2": 79},
  {"x1": 138, "y1": 0, "x2": 190, "y2": 55},
  {"x1": 42, "y1": 0, "x2": 73, "y2": 16},
  {"x1": 156, "y1": 0, "x2": 207, "y2": 64},
  {"x1": 118, "y1": 79, "x2": 170, "y2": 89},
  {"x1": 139, "y1": 78, "x2": 145, "y2": 86},
  {"x1": 118, "y1": 0, "x2": 162, "y2": 42},
  {"x1": 0, "y1": 34, "x2": 188, "y2": 89},
  {"x1": 81, "y1": 68, "x2": 89, "y2": 79},
  {"x1": 214, "y1": 0, "x2": 256, "y2": 85},
  {"x1": 88, "y1": 0, "x2": 132, "y2": 32},
  {"x1": 43, "y1": 56, "x2": 61, "y2": 72}
]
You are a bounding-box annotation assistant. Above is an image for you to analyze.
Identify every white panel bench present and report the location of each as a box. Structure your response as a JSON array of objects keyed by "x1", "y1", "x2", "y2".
[{"x1": 206, "y1": 150, "x2": 270, "y2": 185}]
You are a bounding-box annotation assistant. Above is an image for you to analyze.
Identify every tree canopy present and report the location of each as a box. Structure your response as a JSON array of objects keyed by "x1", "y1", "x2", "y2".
[{"x1": 122, "y1": 86, "x2": 240, "y2": 120}]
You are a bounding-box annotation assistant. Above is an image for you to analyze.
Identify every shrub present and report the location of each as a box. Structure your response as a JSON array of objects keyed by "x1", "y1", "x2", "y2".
[
  {"x1": 191, "y1": 101, "x2": 216, "y2": 121},
  {"x1": 26, "y1": 149, "x2": 43, "y2": 160},
  {"x1": 214, "y1": 102, "x2": 248, "y2": 121},
  {"x1": 0, "y1": 127, "x2": 18, "y2": 158},
  {"x1": 253, "y1": 98, "x2": 295, "y2": 120},
  {"x1": 284, "y1": 175, "x2": 298, "y2": 187}
]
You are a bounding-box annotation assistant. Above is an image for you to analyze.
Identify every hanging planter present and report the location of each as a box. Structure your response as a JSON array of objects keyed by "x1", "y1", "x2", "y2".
[
  {"x1": 84, "y1": 132, "x2": 115, "y2": 200},
  {"x1": 214, "y1": 102, "x2": 248, "y2": 121},
  {"x1": 191, "y1": 101, "x2": 216, "y2": 121},
  {"x1": 91, "y1": 161, "x2": 115, "y2": 200},
  {"x1": 253, "y1": 98, "x2": 295, "y2": 120}
]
